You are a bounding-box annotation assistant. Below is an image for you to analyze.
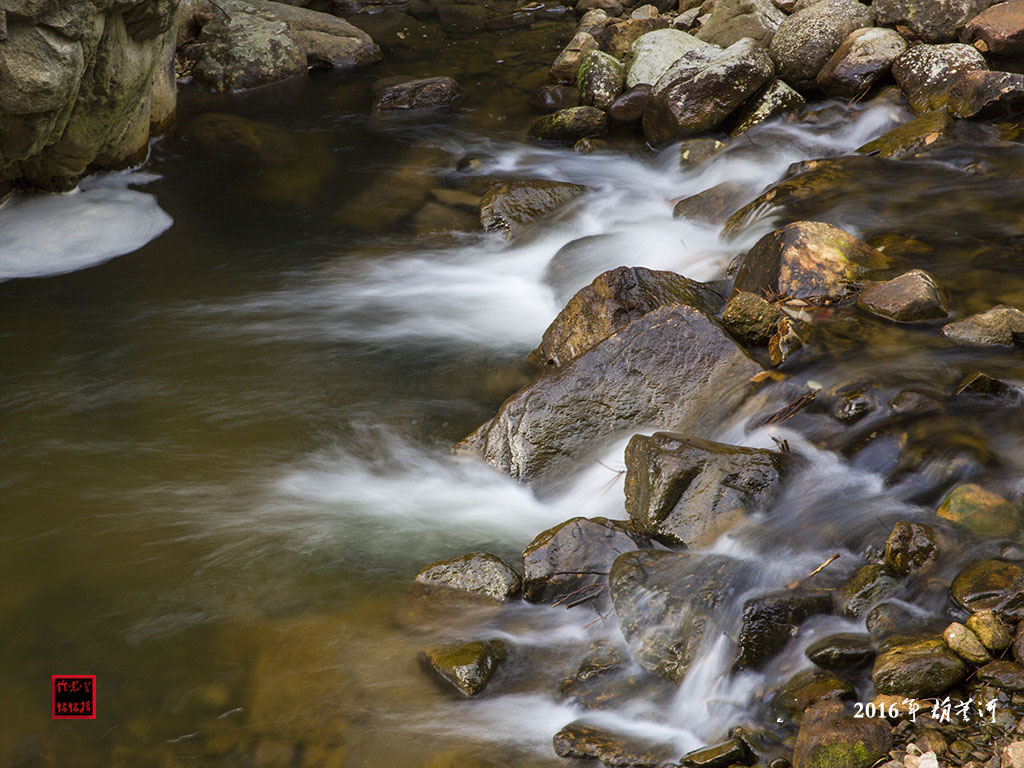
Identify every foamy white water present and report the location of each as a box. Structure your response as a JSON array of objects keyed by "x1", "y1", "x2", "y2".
[{"x1": 0, "y1": 171, "x2": 172, "y2": 281}]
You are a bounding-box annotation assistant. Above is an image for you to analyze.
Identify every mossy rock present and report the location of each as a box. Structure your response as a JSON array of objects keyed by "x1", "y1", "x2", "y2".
[
  {"x1": 773, "y1": 669, "x2": 855, "y2": 723},
  {"x1": 806, "y1": 633, "x2": 875, "y2": 670},
  {"x1": 937, "y1": 484, "x2": 1020, "y2": 538},
  {"x1": 858, "y1": 111, "x2": 954, "y2": 160},
  {"x1": 420, "y1": 639, "x2": 508, "y2": 696},
  {"x1": 884, "y1": 521, "x2": 938, "y2": 576},
  {"x1": 841, "y1": 564, "x2": 900, "y2": 618},
  {"x1": 872, "y1": 636, "x2": 967, "y2": 698}
]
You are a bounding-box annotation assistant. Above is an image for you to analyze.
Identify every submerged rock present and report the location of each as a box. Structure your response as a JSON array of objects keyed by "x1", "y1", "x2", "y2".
[
  {"x1": 610, "y1": 550, "x2": 753, "y2": 681},
  {"x1": 976, "y1": 660, "x2": 1024, "y2": 692},
  {"x1": 577, "y1": 50, "x2": 626, "y2": 109},
  {"x1": 696, "y1": 0, "x2": 786, "y2": 48},
  {"x1": 773, "y1": 669, "x2": 856, "y2": 722},
  {"x1": 189, "y1": 0, "x2": 381, "y2": 91},
  {"x1": 643, "y1": 37, "x2": 775, "y2": 146},
  {"x1": 414, "y1": 552, "x2": 522, "y2": 601},
  {"x1": 625, "y1": 28, "x2": 715, "y2": 88},
  {"x1": 732, "y1": 221, "x2": 890, "y2": 303},
  {"x1": 722, "y1": 292, "x2": 787, "y2": 346},
  {"x1": 458, "y1": 305, "x2": 763, "y2": 487},
  {"x1": 841, "y1": 564, "x2": 900, "y2": 618},
  {"x1": 937, "y1": 483, "x2": 1020, "y2": 537},
  {"x1": 768, "y1": 0, "x2": 873, "y2": 92},
  {"x1": 529, "y1": 106, "x2": 610, "y2": 143},
  {"x1": 681, "y1": 739, "x2": 750, "y2": 768},
  {"x1": 624, "y1": 432, "x2": 788, "y2": 548},
  {"x1": 817, "y1": 27, "x2": 908, "y2": 99},
  {"x1": 420, "y1": 639, "x2": 508, "y2": 696},
  {"x1": 679, "y1": 136, "x2": 730, "y2": 167},
  {"x1": 479, "y1": 180, "x2": 587, "y2": 239},
  {"x1": 891, "y1": 43, "x2": 987, "y2": 113},
  {"x1": 528, "y1": 84, "x2": 581, "y2": 113},
  {"x1": 526, "y1": 266, "x2": 720, "y2": 370},
  {"x1": 372, "y1": 77, "x2": 463, "y2": 119},
  {"x1": 806, "y1": 633, "x2": 875, "y2": 670},
  {"x1": 962, "y1": 1, "x2": 1024, "y2": 54},
  {"x1": 521, "y1": 516, "x2": 651, "y2": 605},
  {"x1": 729, "y1": 78, "x2": 806, "y2": 136},
  {"x1": 858, "y1": 112, "x2": 955, "y2": 159},
  {"x1": 872, "y1": 636, "x2": 967, "y2": 697},
  {"x1": 942, "y1": 305, "x2": 1024, "y2": 346},
  {"x1": 736, "y1": 590, "x2": 834, "y2": 669},
  {"x1": 857, "y1": 270, "x2": 947, "y2": 322},
  {"x1": 884, "y1": 521, "x2": 938, "y2": 576},
  {"x1": 553, "y1": 720, "x2": 680, "y2": 765},
  {"x1": 672, "y1": 182, "x2": 751, "y2": 225},
  {"x1": 874, "y1": 0, "x2": 991, "y2": 43},
  {"x1": 793, "y1": 700, "x2": 893, "y2": 768}
]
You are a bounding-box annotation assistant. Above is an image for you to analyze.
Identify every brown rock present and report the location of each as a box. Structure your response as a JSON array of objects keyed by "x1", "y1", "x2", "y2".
[
  {"x1": 729, "y1": 78, "x2": 806, "y2": 136},
  {"x1": 947, "y1": 69, "x2": 1024, "y2": 119},
  {"x1": 857, "y1": 111, "x2": 955, "y2": 159},
  {"x1": 372, "y1": 77, "x2": 463, "y2": 118},
  {"x1": 874, "y1": 0, "x2": 990, "y2": 43},
  {"x1": 551, "y1": 31, "x2": 600, "y2": 83},
  {"x1": 673, "y1": 181, "x2": 750, "y2": 225},
  {"x1": 793, "y1": 700, "x2": 893, "y2": 768},
  {"x1": 817, "y1": 27, "x2": 908, "y2": 98},
  {"x1": 966, "y1": 610, "x2": 1012, "y2": 651},
  {"x1": 479, "y1": 180, "x2": 587, "y2": 238},
  {"x1": 944, "y1": 622, "x2": 992, "y2": 664},
  {"x1": 884, "y1": 520, "x2": 938, "y2": 575},
  {"x1": 962, "y1": 0, "x2": 1024, "y2": 54},
  {"x1": 937, "y1": 483, "x2": 1020, "y2": 537},
  {"x1": 943, "y1": 305, "x2": 1024, "y2": 346},
  {"x1": 891, "y1": 43, "x2": 988, "y2": 113},
  {"x1": 857, "y1": 270, "x2": 947, "y2": 322},
  {"x1": 976, "y1": 660, "x2": 1024, "y2": 692},
  {"x1": 608, "y1": 83, "x2": 651, "y2": 123},
  {"x1": 722, "y1": 291, "x2": 787, "y2": 346},
  {"x1": 950, "y1": 559, "x2": 1024, "y2": 618}
]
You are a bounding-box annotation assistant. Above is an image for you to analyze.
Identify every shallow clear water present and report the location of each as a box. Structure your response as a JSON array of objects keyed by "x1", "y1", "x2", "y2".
[{"x1": 6, "y1": 16, "x2": 1024, "y2": 767}]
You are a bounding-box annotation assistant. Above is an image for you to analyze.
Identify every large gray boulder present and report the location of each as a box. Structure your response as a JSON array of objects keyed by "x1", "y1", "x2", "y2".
[
  {"x1": 625, "y1": 29, "x2": 715, "y2": 88},
  {"x1": 768, "y1": 0, "x2": 873, "y2": 91},
  {"x1": 186, "y1": 0, "x2": 381, "y2": 92},
  {"x1": 642, "y1": 37, "x2": 775, "y2": 146},
  {"x1": 623, "y1": 432, "x2": 788, "y2": 548},
  {"x1": 610, "y1": 550, "x2": 753, "y2": 681},
  {"x1": 457, "y1": 305, "x2": 764, "y2": 487},
  {"x1": 0, "y1": 0, "x2": 180, "y2": 189},
  {"x1": 874, "y1": 0, "x2": 992, "y2": 43},
  {"x1": 696, "y1": 0, "x2": 787, "y2": 48}
]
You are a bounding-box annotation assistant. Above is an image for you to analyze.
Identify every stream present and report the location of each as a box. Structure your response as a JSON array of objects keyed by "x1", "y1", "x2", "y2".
[{"x1": 5, "y1": 14, "x2": 1024, "y2": 768}]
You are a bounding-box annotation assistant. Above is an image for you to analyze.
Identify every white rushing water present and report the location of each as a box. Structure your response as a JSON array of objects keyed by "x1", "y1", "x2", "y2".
[{"x1": 0, "y1": 171, "x2": 172, "y2": 281}]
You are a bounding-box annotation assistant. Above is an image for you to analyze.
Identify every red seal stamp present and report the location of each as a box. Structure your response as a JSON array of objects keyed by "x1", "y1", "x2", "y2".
[{"x1": 52, "y1": 675, "x2": 96, "y2": 719}]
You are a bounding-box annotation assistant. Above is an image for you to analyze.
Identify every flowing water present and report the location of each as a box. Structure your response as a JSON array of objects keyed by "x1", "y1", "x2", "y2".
[{"x1": 5, "y1": 14, "x2": 1024, "y2": 768}]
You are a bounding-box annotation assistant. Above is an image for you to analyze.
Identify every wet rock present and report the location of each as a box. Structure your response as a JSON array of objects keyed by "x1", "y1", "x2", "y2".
[
  {"x1": 420, "y1": 639, "x2": 508, "y2": 696},
  {"x1": 625, "y1": 28, "x2": 716, "y2": 88},
  {"x1": 774, "y1": 669, "x2": 856, "y2": 723},
  {"x1": 976, "y1": 660, "x2": 1024, "y2": 692},
  {"x1": 884, "y1": 521, "x2": 938, "y2": 576},
  {"x1": 679, "y1": 136, "x2": 730, "y2": 167},
  {"x1": 732, "y1": 221, "x2": 891, "y2": 304},
  {"x1": 944, "y1": 622, "x2": 992, "y2": 664},
  {"x1": 722, "y1": 291, "x2": 787, "y2": 346},
  {"x1": 643, "y1": 38, "x2": 776, "y2": 146},
  {"x1": 1015, "y1": 622, "x2": 1024, "y2": 663},
  {"x1": 558, "y1": 642, "x2": 678, "y2": 709},
  {"x1": 866, "y1": 602, "x2": 936, "y2": 640},
  {"x1": 415, "y1": 552, "x2": 522, "y2": 601},
  {"x1": 526, "y1": 266, "x2": 720, "y2": 370},
  {"x1": 955, "y1": 372, "x2": 1016, "y2": 397},
  {"x1": 578, "y1": 50, "x2": 626, "y2": 109},
  {"x1": 768, "y1": 0, "x2": 874, "y2": 92},
  {"x1": 948, "y1": 70, "x2": 1024, "y2": 119},
  {"x1": 937, "y1": 484, "x2": 1020, "y2": 538},
  {"x1": 553, "y1": 720, "x2": 680, "y2": 766},
  {"x1": 768, "y1": 315, "x2": 809, "y2": 366},
  {"x1": 573, "y1": 137, "x2": 610, "y2": 153},
  {"x1": 950, "y1": 559, "x2": 1024, "y2": 617},
  {"x1": 624, "y1": 432, "x2": 787, "y2": 548},
  {"x1": 458, "y1": 305, "x2": 763, "y2": 487},
  {"x1": 817, "y1": 27, "x2": 909, "y2": 99},
  {"x1": 729, "y1": 78, "x2": 806, "y2": 136},
  {"x1": 891, "y1": 43, "x2": 988, "y2": 113},
  {"x1": 682, "y1": 739, "x2": 750, "y2": 768},
  {"x1": 857, "y1": 271, "x2": 947, "y2": 322},
  {"x1": 529, "y1": 106, "x2": 610, "y2": 143},
  {"x1": 551, "y1": 31, "x2": 600, "y2": 82},
  {"x1": 842, "y1": 564, "x2": 901, "y2": 618},
  {"x1": 413, "y1": 202, "x2": 479, "y2": 235},
  {"x1": 528, "y1": 84, "x2": 580, "y2": 112},
  {"x1": 806, "y1": 633, "x2": 875, "y2": 670},
  {"x1": 521, "y1": 516, "x2": 651, "y2": 604},
  {"x1": 793, "y1": 700, "x2": 893, "y2": 768},
  {"x1": 609, "y1": 84, "x2": 652, "y2": 122},
  {"x1": 872, "y1": 636, "x2": 968, "y2": 697},
  {"x1": 966, "y1": 610, "x2": 1012, "y2": 651},
  {"x1": 610, "y1": 550, "x2": 753, "y2": 681},
  {"x1": 189, "y1": 0, "x2": 381, "y2": 92},
  {"x1": 874, "y1": 0, "x2": 991, "y2": 43},
  {"x1": 673, "y1": 182, "x2": 751, "y2": 225},
  {"x1": 602, "y1": 18, "x2": 671, "y2": 60},
  {"x1": 736, "y1": 590, "x2": 834, "y2": 669},
  {"x1": 479, "y1": 179, "x2": 587, "y2": 239},
  {"x1": 833, "y1": 392, "x2": 871, "y2": 423},
  {"x1": 859, "y1": 112, "x2": 955, "y2": 160},
  {"x1": 578, "y1": 8, "x2": 614, "y2": 37},
  {"x1": 372, "y1": 77, "x2": 463, "y2": 119},
  {"x1": 962, "y1": 1, "x2": 1024, "y2": 54},
  {"x1": 696, "y1": 0, "x2": 786, "y2": 48},
  {"x1": 943, "y1": 305, "x2": 1024, "y2": 346}
]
